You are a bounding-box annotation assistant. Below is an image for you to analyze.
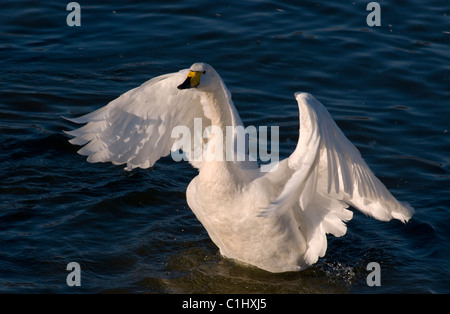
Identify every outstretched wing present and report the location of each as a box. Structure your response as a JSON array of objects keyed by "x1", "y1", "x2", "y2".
[
  {"x1": 261, "y1": 92, "x2": 414, "y2": 265},
  {"x1": 65, "y1": 69, "x2": 210, "y2": 170}
]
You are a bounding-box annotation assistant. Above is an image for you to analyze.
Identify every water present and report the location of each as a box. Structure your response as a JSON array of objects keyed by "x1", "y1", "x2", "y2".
[{"x1": 0, "y1": 0, "x2": 449, "y2": 294}]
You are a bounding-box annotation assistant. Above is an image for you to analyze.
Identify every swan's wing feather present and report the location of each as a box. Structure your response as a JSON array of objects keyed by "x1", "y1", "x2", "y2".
[
  {"x1": 292, "y1": 93, "x2": 413, "y2": 222},
  {"x1": 262, "y1": 92, "x2": 413, "y2": 265},
  {"x1": 65, "y1": 69, "x2": 210, "y2": 170}
]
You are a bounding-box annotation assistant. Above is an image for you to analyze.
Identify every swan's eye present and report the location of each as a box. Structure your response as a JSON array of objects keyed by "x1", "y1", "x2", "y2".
[{"x1": 202, "y1": 71, "x2": 206, "y2": 74}]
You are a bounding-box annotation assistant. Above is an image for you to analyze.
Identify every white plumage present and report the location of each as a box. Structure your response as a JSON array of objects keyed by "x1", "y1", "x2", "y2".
[{"x1": 66, "y1": 63, "x2": 414, "y2": 273}]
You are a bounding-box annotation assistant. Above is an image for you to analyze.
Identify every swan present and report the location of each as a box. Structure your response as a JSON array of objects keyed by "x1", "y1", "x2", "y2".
[{"x1": 66, "y1": 62, "x2": 414, "y2": 273}]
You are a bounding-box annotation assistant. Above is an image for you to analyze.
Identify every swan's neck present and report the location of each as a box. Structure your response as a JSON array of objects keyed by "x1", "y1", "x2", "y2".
[
  {"x1": 203, "y1": 85, "x2": 233, "y2": 130},
  {"x1": 198, "y1": 85, "x2": 240, "y2": 187}
]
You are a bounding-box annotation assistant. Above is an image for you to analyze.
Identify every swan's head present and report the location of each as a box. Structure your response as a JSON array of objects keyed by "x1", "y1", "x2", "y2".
[{"x1": 177, "y1": 63, "x2": 220, "y2": 92}]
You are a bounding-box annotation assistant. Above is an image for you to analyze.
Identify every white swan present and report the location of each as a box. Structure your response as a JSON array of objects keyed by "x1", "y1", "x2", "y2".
[{"x1": 66, "y1": 62, "x2": 414, "y2": 273}]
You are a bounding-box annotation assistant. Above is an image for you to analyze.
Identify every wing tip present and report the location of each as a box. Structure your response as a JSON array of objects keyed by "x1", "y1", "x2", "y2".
[
  {"x1": 392, "y1": 202, "x2": 415, "y2": 224},
  {"x1": 294, "y1": 92, "x2": 314, "y2": 101},
  {"x1": 62, "y1": 115, "x2": 86, "y2": 124}
]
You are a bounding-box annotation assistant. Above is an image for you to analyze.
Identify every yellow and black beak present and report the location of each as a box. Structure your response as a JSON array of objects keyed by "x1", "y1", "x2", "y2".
[{"x1": 177, "y1": 71, "x2": 203, "y2": 90}]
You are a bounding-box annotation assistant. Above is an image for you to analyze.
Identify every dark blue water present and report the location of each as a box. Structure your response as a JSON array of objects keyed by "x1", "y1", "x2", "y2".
[{"x1": 1, "y1": 0, "x2": 449, "y2": 293}]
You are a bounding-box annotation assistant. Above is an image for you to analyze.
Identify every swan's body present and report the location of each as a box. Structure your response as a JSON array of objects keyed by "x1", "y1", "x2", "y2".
[{"x1": 66, "y1": 63, "x2": 413, "y2": 273}]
